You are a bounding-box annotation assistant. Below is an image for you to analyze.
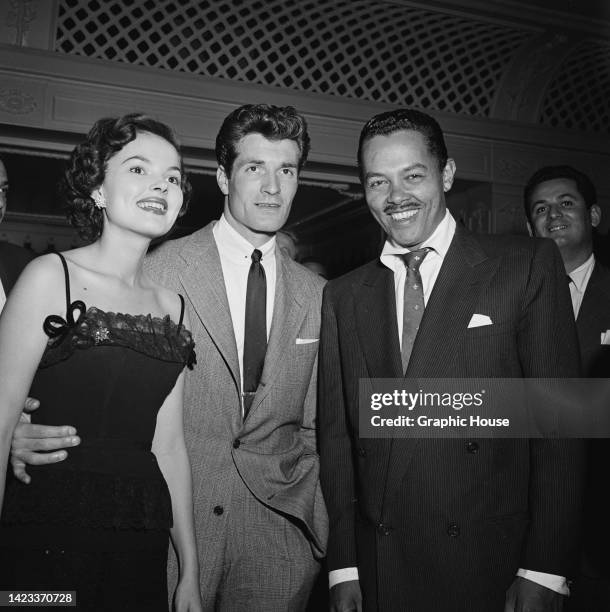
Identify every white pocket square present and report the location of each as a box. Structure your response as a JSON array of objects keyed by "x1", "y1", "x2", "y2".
[
  {"x1": 467, "y1": 314, "x2": 493, "y2": 329},
  {"x1": 601, "y1": 330, "x2": 610, "y2": 345},
  {"x1": 296, "y1": 338, "x2": 319, "y2": 345}
]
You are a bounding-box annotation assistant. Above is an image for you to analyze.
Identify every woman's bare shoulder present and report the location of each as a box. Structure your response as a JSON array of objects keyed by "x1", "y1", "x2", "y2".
[
  {"x1": 17, "y1": 252, "x2": 66, "y2": 287},
  {"x1": 5, "y1": 253, "x2": 68, "y2": 320}
]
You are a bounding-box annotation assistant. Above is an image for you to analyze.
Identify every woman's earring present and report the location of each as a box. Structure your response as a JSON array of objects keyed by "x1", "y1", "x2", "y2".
[{"x1": 93, "y1": 191, "x2": 106, "y2": 209}]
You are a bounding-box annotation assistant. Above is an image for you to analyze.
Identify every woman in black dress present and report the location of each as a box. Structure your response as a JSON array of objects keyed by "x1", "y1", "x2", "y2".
[{"x1": 0, "y1": 114, "x2": 202, "y2": 611}]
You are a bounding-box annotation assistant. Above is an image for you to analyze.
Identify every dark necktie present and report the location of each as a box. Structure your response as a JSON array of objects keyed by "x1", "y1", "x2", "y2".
[
  {"x1": 401, "y1": 248, "x2": 429, "y2": 373},
  {"x1": 243, "y1": 249, "x2": 267, "y2": 417}
]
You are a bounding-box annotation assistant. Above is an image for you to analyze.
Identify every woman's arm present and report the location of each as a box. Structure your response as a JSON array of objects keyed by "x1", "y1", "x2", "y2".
[
  {"x1": 152, "y1": 366, "x2": 202, "y2": 612},
  {"x1": 0, "y1": 256, "x2": 63, "y2": 510}
]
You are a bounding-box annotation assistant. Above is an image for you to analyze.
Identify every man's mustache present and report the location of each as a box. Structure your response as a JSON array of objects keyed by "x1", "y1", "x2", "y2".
[{"x1": 383, "y1": 198, "x2": 424, "y2": 214}]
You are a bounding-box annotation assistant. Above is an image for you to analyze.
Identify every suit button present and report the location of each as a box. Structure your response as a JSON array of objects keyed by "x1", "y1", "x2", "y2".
[
  {"x1": 358, "y1": 447, "x2": 367, "y2": 457},
  {"x1": 466, "y1": 441, "x2": 479, "y2": 454},
  {"x1": 233, "y1": 439, "x2": 240, "y2": 449},
  {"x1": 447, "y1": 523, "x2": 460, "y2": 537},
  {"x1": 213, "y1": 505, "x2": 224, "y2": 516},
  {"x1": 377, "y1": 523, "x2": 392, "y2": 536}
]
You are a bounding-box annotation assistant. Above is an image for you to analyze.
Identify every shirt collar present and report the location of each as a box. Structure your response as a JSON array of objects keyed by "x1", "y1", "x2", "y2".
[
  {"x1": 569, "y1": 253, "x2": 595, "y2": 293},
  {"x1": 381, "y1": 209, "x2": 456, "y2": 263},
  {"x1": 214, "y1": 213, "x2": 276, "y2": 263}
]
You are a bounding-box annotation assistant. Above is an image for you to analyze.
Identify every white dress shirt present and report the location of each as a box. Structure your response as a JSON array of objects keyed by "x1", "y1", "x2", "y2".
[
  {"x1": 329, "y1": 211, "x2": 568, "y2": 596},
  {"x1": 0, "y1": 280, "x2": 5, "y2": 314},
  {"x1": 568, "y1": 253, "x2": 595, "y2": 319},
  {"x1": 213, "y1": 214, "x2": 276, "y2": 392}
]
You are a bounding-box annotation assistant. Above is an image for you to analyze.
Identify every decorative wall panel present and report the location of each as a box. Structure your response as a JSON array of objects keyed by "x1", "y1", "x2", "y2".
[
  {"x1": 539, "y1": 41, "x2": 610, "y2": 134},
  {"x1": 55, "y1": 0, "x2": 531, "y2": 118}
]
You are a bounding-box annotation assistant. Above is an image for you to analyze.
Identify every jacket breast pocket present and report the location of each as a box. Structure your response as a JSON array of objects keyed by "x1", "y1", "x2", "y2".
[
  {"x1": 292, "y1": 338, "x2": 319, "y2": 367},
  {"x1": 465, "y1": 320, "x2": 513, "y2": 339}
]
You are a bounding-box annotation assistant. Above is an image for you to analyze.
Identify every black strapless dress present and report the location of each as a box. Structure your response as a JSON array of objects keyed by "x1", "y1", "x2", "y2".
[{"x1": 0, "y1": 253, "x2": 195, "y2": 611}]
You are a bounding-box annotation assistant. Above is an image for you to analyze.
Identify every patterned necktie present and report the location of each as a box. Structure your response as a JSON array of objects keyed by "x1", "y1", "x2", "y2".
[
  {"x1": 243, "y1": 249, "x2": 267, "y2": 417},
  {"x1": 401, "y1": 248, "x2": 429, "y2": 373}
]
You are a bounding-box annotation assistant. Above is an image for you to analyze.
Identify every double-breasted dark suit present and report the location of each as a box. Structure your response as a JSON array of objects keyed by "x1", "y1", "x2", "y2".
[
  {"x1": 146, "y1": 222, "x2": 327, "y2": 610},
  {"x1": 319, "y1": 228, "x2": 584, "y2": 612},
  {"x1": 0, "y1": 241, "x2": 34, "y2": 300}
]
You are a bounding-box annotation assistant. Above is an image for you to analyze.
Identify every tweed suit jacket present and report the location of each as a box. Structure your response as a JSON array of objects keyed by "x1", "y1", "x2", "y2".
[
  {"x1": 145, "y1": 222, "x2": 328, "y2": 587},
  {"x1": 0, "y1": 241, "x2": 34, "y2": 298},
  {"x1": 319, "y1": 227, "x2": 584, "y2": 612}
]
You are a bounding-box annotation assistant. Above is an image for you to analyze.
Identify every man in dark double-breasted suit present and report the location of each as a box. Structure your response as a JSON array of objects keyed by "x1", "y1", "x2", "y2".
[{"x1": 319, "y1": 110, "x2": 584, "y2": 612}]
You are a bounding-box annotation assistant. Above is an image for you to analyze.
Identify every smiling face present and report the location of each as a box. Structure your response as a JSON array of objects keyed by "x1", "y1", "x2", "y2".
[
  {"x1": 96, "y1": 131, "x2": 183, "y2": 239},
  {"x1": 361, "y1": 129, "x2": 455, "y2": 248},
  {"x1": 528, "y1": 177, "x2": 600, "y2": 266},
  {"x1": 216, "y1": 133, "x2": 300, "y2": 247}
]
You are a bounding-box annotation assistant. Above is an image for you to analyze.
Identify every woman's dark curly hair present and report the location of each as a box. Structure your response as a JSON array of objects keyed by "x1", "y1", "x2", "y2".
[{"x1": 62, "y1": 113, "x2": 192, "y2": 242}]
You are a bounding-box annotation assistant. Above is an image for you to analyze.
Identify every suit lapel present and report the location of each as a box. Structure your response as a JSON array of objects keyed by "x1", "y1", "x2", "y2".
[
  {"x1": 354, "y1": 260, "x2": 403, "y2": 380},
  {"x1": 178, "y1": 225, "x2": 241, "y2": 390},
  {"x1": 351, "y1": 261, "x2": 402, "y2": 516}
]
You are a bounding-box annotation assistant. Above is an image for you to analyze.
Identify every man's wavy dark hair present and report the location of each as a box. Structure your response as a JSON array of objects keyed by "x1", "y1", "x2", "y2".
[
  {"x1": 62, "y1": 113, "x2": 192, "y2": 242},
  {"x1": 357, "y1": 108, "x2": 449, "y2": 179},
  {"x1": 215, "y1": 104, "x2": 310, "y2": 177}
]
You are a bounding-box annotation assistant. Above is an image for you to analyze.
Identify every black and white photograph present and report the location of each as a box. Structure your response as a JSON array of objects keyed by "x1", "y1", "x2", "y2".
[{"x1": 0, "y1": 1, "x2": 608, "y2": 610}]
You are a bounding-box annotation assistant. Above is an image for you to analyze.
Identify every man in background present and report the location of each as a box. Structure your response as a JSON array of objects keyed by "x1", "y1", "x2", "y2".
[
  {"x1": 0, "y1": 157, "x2": 34, "y2": 313},
  {"x1": 525, "y1": 165, "x2": 610, "y2": 610},
  {"x1": 525, "y1": 165, "x2": 610, "y2": 375}
]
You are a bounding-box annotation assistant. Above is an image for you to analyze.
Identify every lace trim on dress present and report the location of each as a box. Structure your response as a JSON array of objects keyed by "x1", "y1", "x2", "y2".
[
  {"x1": 2, "y1": 470, "x2": 173, "y2": 531},
  {"x1": 40, "y1": 304, "x2": 196, "y2": 369}
]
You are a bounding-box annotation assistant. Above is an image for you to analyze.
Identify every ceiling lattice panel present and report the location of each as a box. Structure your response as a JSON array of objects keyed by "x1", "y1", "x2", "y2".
[
  {"x1": 540, "y1": 41, "x2": 610, "y2": 134},
  {"x1": 55, "y1": 0, "x2": 531, "y2": 118}
]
